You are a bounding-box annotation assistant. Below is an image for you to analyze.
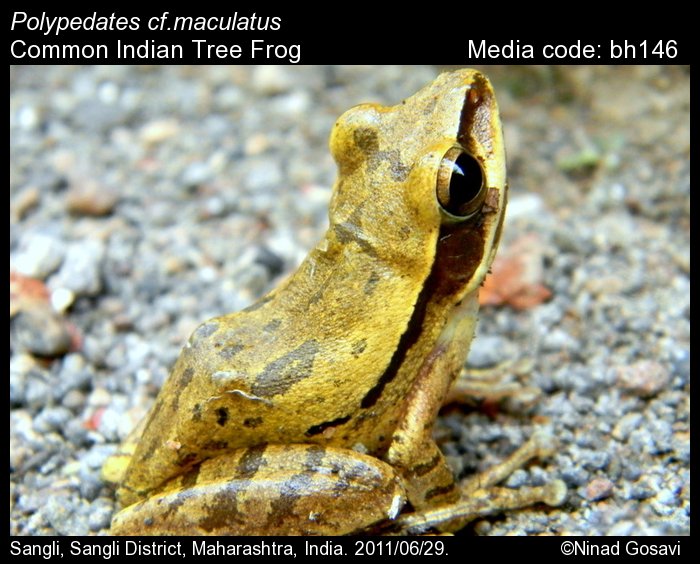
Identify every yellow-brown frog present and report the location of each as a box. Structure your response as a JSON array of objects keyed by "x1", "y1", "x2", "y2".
[{"x1": 103, "y1": 69, "x2": 565, "y2": 535}]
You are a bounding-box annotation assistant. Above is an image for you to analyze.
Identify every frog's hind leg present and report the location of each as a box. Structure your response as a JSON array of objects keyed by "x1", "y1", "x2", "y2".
[{"x1": 110, "y1": 444, "x2": 407, "y2": 535}]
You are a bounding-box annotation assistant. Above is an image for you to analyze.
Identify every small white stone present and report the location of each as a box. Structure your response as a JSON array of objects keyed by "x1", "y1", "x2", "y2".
[
  {"x1": 17, "y1": 105, "x2": 40, "y2": 131},
  {"x1": 51, "y1": 287, "x2": 75, "y2": 313},
  {"x1": 13, "y1": 234, "x2": 65, "y2": 279},
  {"x1": 97, "y1": 82, "x2": 119, "y2": 104}
]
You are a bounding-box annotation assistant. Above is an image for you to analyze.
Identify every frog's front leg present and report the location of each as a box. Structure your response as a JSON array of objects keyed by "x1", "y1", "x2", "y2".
[
  {"x1": 111, "y1": 444, "x2": 406, "y2": 535},
  {"x1": 384, "y1": 296, "x2": 567, "y2": 533}
]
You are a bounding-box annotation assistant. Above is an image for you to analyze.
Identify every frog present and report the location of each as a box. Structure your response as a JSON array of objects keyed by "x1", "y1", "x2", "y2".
[{"x1": 103, "y1": 69, "x2": 566, "y2": 535}]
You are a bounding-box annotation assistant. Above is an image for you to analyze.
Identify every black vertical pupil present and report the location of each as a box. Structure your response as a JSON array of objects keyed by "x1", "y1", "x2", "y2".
[{"x1": 449, "y1": 153, "x2": 483, "y2": 215}]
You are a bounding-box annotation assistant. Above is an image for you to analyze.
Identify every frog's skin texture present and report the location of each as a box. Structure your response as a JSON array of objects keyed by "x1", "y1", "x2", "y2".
[{"x1": 104, "y1": 69, "x2": 566, "y2": 535}]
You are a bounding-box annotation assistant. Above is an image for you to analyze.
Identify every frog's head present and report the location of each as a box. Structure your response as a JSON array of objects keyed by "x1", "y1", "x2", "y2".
[{"x1": 327, "y1": 69, "x2": 507, "y2": 299}]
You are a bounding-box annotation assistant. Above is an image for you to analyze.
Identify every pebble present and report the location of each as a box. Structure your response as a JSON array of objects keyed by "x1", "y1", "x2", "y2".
[
  {"x1": 63, "y1": 418, "x2": 92, "y2": 448},
  {"x1": 559, "y1": 460, "x2": 589, "y2": 487},
  {"x1": 244, "y1": 133, "x2": 271, "y2": 156},
  {"x1": 66, "y1": 179, "x2": 119, "y2": 216},
  {"x1": 51, "y1": 287, "x2": 75, "y2": 313},
  {"x1": 51, "y1": 240, "x2": 105, "y2": 296},
  {"x1": 11, "y1": 304, "x2": 72, "y2": 358},
  {"x1": 616, "y1": 360, "x2": 670, "y2": 397},
  {"x1": 251, "y1": 65, "x2": 293, "y2": 95},
  {"x1": 33, "y1": 406, "x2": 72, "y2": 434},
  {"x1": 71, "y1": 100, "x2": 129, "y2": 134},
  {"x1": 181, "y1": 161, "x2": 213, "y2": 187},
  {"x1": 255, "y1": 246, "x2": 285, "y2": 279},
  {"x1": 585, "y1": 477, "x2": 614, "y2": 501},
  {"x1": 672, "y1": 431, "x2": 690, "y2": 464},
  {"x1": 628, "y1": 476, "x2": 658, "y2": 500},
  {"x1": 17, "y1": 104, "x2": 40, "y2": 131},
  {"x1": 44, "y1": 496, "x2": 89, "y2": 535},
  {"x1": 139, "y1": 118, "x2": 180, "y2": 146},
  {"x1": 612, "y1": 412, "x2": 643, "y2": 441},
  {"x1": 88, "y1": 499, "x2": 115, "y2": 531},
  {"x1": 57, "y1": 353, "x2": 93, "y2": 396},
  {"x1": 608, "y1": 521, "x2": 635, "y2": 536},
  {"x1": 12, "y1": 186, "x2": 41, "y2": 220},
  {"x1": 580, "y1": 450, "x2": 611, "y2": 471},
  {"x1": 505, "y1": 469, "x2": 529, "y2": 488},
  {"x1": 78, "y1": 470, "x2": 103, "y2": 501},
  {"x1": 467, "y1": 335, "x2": 517, "y2": 367},
  {"x1": 13, "y1": 234, "x2": 65, "y2": 279}
]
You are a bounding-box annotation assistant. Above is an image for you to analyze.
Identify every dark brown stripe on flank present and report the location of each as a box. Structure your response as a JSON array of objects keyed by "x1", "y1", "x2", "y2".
[{"x1": 305, "y1": 415, "x2": 351, "y2": 437}]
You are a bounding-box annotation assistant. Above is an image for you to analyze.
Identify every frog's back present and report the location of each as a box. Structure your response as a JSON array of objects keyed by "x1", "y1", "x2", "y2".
[{"x1": 118, "y1": 245, "x2": 430, "y2": 504}]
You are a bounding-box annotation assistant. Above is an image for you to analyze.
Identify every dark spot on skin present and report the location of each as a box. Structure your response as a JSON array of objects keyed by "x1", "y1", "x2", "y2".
[
  {"x1": 252, "y1": 339, "x2": 320, "y2": 397},
  {"x1": 264, "y1": 319, "x2": 282, "y2": 332},
  {"x1": 235, "y1": 444, "x2": 267, "y2": 479},
  {"x1": 334, "y1": 221, "x2": 378, "y2": 258},
  {"x1": 421, "y1": 95, "x2": 439, "y2": 117},
  {"x1": 192, "y1": 403, "x2": 202, "y2": 421},
  {"x1": 180, "y1": 463, "x2": 201, "y2": 490},
  {"x1": 242, "y1": 294, "x2": 273, "y2": 313},
  {"x1": 143, "y1": 517, "x2": 154, "y2": 527},
  {"x1": 352, "y1": 127, "x2": 409, "y2": 181},
  {"x1": 375, "y1": 149, "x2": 411, "y2": 181},
  {"x1": 351, "y1": 339, "x2": 367, "y2": 358},
  {"x1": 308, "y1": 285, "x2": 325, "y2": 305},
  {"x1": 219, "y1": 343, "x2": 244, "y2": 360},
  {"x1": 202, "y1": 440, "x2": 229, "y2": 451},
  {"x1": 216, "y1": 407, "x2": 229, "y2": 426},
  {"x1": 305, "y1": 415, "x2": 351, "y2": 437},
  {"x1": 267, "y1": 473, "x2": 314, "y2": 528},
  {"x1": 303, "y1": 444, "x2": 327, "y2": 471},
  {"x1": 425, "y1": 483, "x2": 457, "y2": 501},
  {"x1": 197, "y1": 482, "x2": 243, "y2": 533},
  {"x1": 342, "y1": 458, "x2": 373, "y2": 483},
  {"x1": 180, "y1": 367, "x2": 195, "y2": 388},
  {"x1": 332, "y1": 478, "x2": 351, "y2": 493},
  {"x1": 353, "y1": 127, "x2": 379, "y2": 155},
  {"x1": 168, "y1": 366, "x2": 196, "y2": 413},
  {"x1": 413, "y1": 453, "x2": 443, "y2": 477},
  {"x1": 363, "y1": 272, "x2": 380, "y2": 296},
  {"x1": 192, "y1": 322, "x2": 218, "y2": 343},
  {"x1": 243, "y1": 417, "x2": 263, "y2": 428},
  {"x1": 195, "y1": 447, "x2": 268, "y2": 533},
  {"x1": 176, "y1": 452, "x2": 198, "y2": 468}
]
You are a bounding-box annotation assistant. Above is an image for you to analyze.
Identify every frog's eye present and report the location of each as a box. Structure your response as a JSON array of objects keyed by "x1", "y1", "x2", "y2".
[{"x1": 436, "y1": 147, "x2": 486, "y2": 220}]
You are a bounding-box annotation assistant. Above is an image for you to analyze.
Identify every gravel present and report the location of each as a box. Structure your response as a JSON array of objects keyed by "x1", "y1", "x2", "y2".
[{"x1": 10, "y1": 65, "x2": 689, "y2": 536}]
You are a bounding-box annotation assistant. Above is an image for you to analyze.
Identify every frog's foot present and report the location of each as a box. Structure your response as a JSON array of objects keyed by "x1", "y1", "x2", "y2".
[
  {"x1": 446, "y1": 358, "x2": 541, "y2": 408},
  {"x1": 394, "y1": 428, "x2": 567, "y2": 534}
]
